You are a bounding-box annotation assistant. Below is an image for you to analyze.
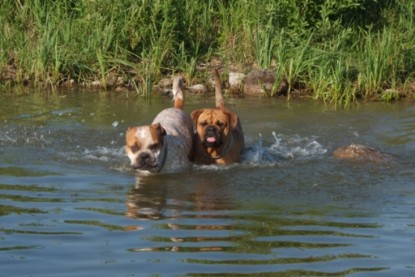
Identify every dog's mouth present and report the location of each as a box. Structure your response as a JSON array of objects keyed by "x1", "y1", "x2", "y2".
[
  {"x1": 203, "y1": 127, "x2": 222, "y2": 148},
  {"x1": 203, "y1": 137, "x2": 218, "y2": 148},
  {"x1": 133, "y1": 163, "x2": 158, "y2": 170},
  {"x1": 206, "y1": 136, "x2": 217, "y2": 144},
  {"x1": 131, "y1": 152, "x2": 159, "y2": 171}
]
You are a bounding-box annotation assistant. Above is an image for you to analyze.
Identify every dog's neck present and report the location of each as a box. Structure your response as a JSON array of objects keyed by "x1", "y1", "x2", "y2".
[{"x1": 155, "y1": 141, "x2": 168, "y2": 172}]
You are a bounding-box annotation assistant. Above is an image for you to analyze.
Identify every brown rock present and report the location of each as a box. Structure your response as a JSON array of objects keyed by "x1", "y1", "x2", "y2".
[
  {"x1": 189, "y1": 84, "x2": 207, "y2": 94},
  {"x1": 243, "y1": 69, "x2": 275, "y2": 96},
  {"x1": 106, "y1": 72, "x2": 118, "y2": 87},
  {"x1": 332, "y1": 144, "x2": 393, "y2": 163},
  {"x1": 158, "y1": 77, "x2": 173, "y2": 88}
]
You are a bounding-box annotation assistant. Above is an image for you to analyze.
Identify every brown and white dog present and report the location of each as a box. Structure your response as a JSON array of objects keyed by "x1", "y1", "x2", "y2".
[
  {"x1": 191, "y1": 69, "x2": 245, "y2": 165},
  {"x1": 125, "y1": 77, "x2": 193, "y2": 173}
]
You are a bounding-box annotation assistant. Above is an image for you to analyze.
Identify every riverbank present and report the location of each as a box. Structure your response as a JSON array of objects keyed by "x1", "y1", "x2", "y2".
[{"x1": 1, "y1": 1, "x2": 415, "y2": 105}]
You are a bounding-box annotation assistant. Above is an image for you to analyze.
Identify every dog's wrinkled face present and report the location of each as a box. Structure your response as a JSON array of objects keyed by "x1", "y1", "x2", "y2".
[
  {"x1": 191, "y1": 108, "x2": 237, "y2": 151},
  {"x1": 125, "y1": 123, "x2": 166, "y2": 172}
]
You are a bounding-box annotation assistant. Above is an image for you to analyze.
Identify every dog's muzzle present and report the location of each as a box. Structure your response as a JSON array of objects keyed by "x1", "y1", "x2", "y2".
[
  {"x1": 133, "y1": 152, "x2": 156, "y2": 170},
  {"x1": 203, "y1": 126, "x2": 222, "y2": 147}
]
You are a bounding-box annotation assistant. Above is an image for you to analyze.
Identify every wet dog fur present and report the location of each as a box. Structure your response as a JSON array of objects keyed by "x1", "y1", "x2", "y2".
[
  {"x1": 190, "y1": 69, "x2": 244, "y2": 165},
  {"x1": 125, "y1": 77, "x2": 193, "y2": 173}
]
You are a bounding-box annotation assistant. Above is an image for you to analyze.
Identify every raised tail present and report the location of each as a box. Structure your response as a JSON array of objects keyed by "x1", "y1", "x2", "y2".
[
  {"x1": 213, "y1": 68, "x2": 225, "y2": 109},
  {"x1": 172, "y1": 77, "x2": 185, "y2": 109}
]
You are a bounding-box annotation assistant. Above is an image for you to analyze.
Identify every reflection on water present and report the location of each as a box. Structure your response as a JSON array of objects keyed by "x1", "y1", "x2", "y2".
[
  {"x1": 0, "y1": 92, "x2": 415, "y2": 276},
  {"x1": 122, "y1": 173, "x2": 392, "y2": 276}
]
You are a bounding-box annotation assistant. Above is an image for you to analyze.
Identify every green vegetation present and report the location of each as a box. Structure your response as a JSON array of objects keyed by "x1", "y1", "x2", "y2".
[{"x1": 1, "y1": 0, "x2": 414, "y2": 104}]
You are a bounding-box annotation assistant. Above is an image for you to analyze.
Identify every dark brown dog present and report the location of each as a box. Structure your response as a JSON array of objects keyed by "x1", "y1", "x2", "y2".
[{"x1": 191, "y1": 69, "x2": 244, "y2": 164}]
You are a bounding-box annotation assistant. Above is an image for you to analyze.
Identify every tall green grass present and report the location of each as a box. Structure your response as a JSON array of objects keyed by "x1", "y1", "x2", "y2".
[{"x1": 1, "y1": 0, "x2": 414, "y2": 103}]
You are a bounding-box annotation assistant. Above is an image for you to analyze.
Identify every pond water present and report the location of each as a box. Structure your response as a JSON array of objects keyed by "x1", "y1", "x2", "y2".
[{"x1": 0, "y1": 90, "x2": 414, "y2": 276}]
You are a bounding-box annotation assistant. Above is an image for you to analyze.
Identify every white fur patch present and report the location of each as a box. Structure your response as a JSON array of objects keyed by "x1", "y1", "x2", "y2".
[{"x1": 138, "y1": 128, "x2": 149, "y2": 139}]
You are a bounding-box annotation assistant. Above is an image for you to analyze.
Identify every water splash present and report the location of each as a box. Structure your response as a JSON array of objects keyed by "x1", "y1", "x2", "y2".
[
  {"x1": 269, "y1": 132, "x2": 327, "y2": 158},
  {"x1": 193, "y1": 132, "x2": 328, "y2": 171},
  {"x1": 0, "y1": 125, "x2": 53, "y2": 147},
  {"x1": 243, "y1": 132, "x2": 327, "y2": 166},
  {"x1": 64, "y1": 146, "x2": 125, "y2": 163}
]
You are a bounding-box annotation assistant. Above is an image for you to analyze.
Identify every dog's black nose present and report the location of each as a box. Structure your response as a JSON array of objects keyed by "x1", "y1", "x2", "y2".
[
  {"x1": 138, "y1": 152, "x2": 150, "y2": 163},
  {"x1": 207, "y1": 126, "x2": 216, "y2": 133}
]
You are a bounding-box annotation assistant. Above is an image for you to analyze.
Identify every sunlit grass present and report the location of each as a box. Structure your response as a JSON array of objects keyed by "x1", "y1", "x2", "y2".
[{"x1": 1, "y1": 0, "x2": 414, "y2": 104}]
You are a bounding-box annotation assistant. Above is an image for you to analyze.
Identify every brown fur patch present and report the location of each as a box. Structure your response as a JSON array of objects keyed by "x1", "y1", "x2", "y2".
[
  {"x1": 149, "y1": 123, "x2": 165, "y2": 146},
  {"x1": 125, "y1": 127, "x2": 139, "y2": 148}
]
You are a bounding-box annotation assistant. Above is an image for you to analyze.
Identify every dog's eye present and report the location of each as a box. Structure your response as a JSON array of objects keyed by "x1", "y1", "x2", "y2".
[
  {"x1": 149, "y1": 143, "x2": 159, "y2": 150},
  {"x1": 130, "y1": 144, "x2": 140, "y2": 153},
  {"x1": 216, "y1": 121, "x2": 225, "y2": 127},
  {"x1": 199, "y1": 121, "x2": 208, "y2": 127}
]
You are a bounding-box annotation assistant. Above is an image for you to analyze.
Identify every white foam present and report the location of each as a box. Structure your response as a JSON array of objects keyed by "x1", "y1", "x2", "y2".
[
  {"x1": 191, "y1": 133, "x2": 327, "y2": 171},
  {"x1": 64, "y1": 146, "x2": 125, "y2": 163},
  {"x1": 242, "y1": 132, "x2": 327, "y2": 166}
]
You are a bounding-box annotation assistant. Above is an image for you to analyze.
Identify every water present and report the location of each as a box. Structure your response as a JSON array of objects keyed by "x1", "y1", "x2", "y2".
[{"x1": 1, "y1": 91, "x2": 414, "y2": 276}]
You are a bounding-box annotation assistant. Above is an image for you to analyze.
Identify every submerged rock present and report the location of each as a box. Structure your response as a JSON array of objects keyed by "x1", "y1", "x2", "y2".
[{"x1": 332, "y1": 143, "x2": 394, "y2": 163}]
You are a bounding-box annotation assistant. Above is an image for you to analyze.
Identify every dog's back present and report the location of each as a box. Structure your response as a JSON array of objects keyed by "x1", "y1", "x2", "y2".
[
  {"x1": 152, "y1": 107, "x2": 193, "y2": 172},
  {"x1": 153, "y1": 77, "x2": 193, "y2": 172}
]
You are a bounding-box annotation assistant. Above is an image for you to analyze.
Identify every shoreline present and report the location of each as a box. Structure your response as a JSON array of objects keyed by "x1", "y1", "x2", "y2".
[{"x1": 1, "y1": 62, "x2": 414, "y2": 104}]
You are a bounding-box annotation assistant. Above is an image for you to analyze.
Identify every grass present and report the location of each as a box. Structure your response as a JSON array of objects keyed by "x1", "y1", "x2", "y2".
[{"x1": 1, "y1": 0, "x2": 415, "y2": 104}]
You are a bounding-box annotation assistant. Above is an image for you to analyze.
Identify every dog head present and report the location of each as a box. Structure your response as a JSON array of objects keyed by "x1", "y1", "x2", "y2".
[
  {"x1": 125, "y1": 123, "x2": 167, "y2": 172},
  {"x1": 191, "y1": 108, "x2": 238, "y2": 155}
]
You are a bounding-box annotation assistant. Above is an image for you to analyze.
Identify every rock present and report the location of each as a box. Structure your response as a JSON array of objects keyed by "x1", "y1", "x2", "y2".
[
  {"x1": 243, "y1": 69, "x2": 275, "y2": 96},
  {"x1": 115, "y1": 76, "x2": 125, "y2": 87},
  {"x1": 61, "y1": 78, "x2": 75, "y2": 88},
  {"x1": 160, "y1": 89, "x2": 173, "y2": 97},
  {"x1": 332, "y1": 143, "x2": 393, "y2": 163},
  {"x1": 158, "y1": 77, "x2": 173, "y2": 88},
  {"x1": 276, "y1": 79, "x2": 288, "y2": 96},
  {"x1": 115, "y1": 86, "x2": 128, "y2": 93},
  {"x1": 156, "y1": 77, "x2": 187, "y2": 94},
  {"x1": 106, "y1": 72, "x2": 118, "y2": 87},
  {"x1": 228, "y1": 72, "x2": 245, "y2": 92},
  {"x1": 189, "y1": 84, "x2": 207, "y2": 94},
  {"x1": 91, "y1": 80, "x2": 101, "y2": 87}
]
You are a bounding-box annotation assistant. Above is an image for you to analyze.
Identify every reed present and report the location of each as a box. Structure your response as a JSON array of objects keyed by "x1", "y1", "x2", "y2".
[{"x1": 1, "y1": 0, "x2": 414, "y2": 104}]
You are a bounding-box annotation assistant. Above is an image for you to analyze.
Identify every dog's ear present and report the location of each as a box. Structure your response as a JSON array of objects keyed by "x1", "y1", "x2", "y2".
[
  {"x1": 191, "y1": 109, "x2": 204, "y2": 123},
  {"x1": 151, "y1": 123, "x2": 166, "y2": 137},
  {"x1": 226, "y1": 111, "x2": 239, "y2": 129},
  {"x1": 160, "y1": 126, "x2": 166, "y2": 136}
]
